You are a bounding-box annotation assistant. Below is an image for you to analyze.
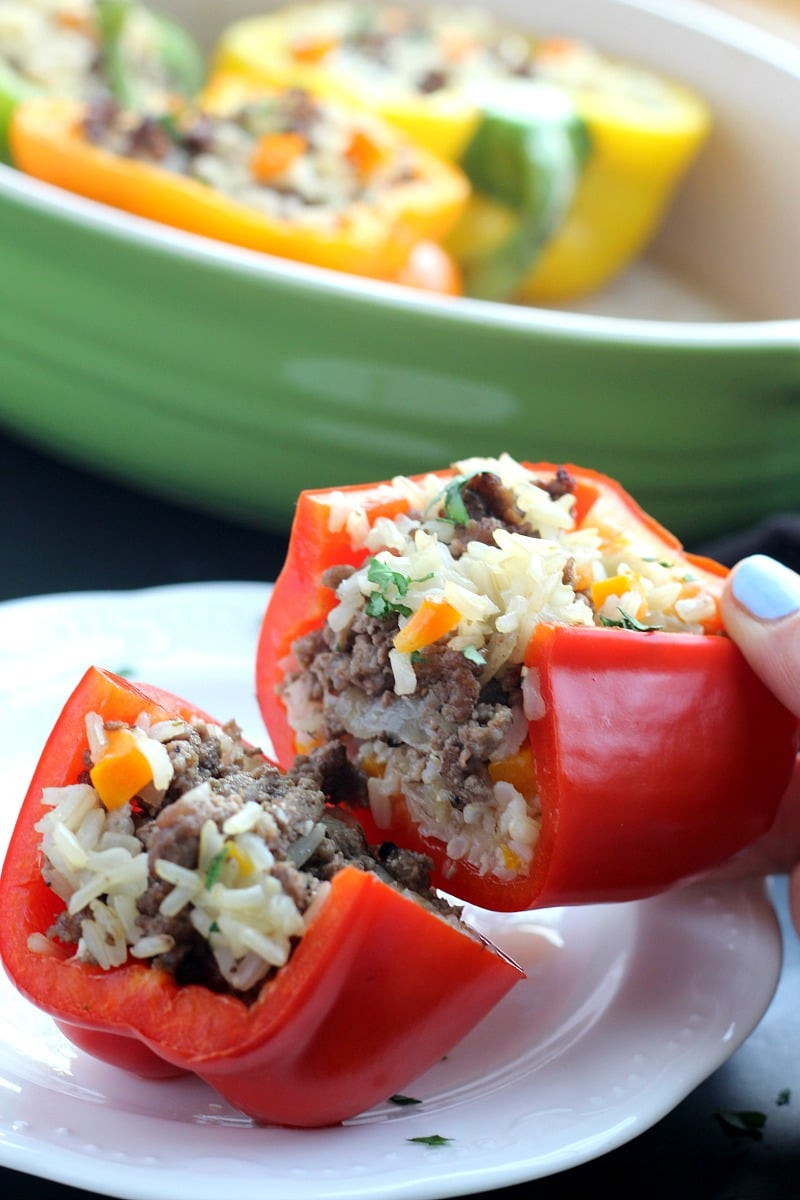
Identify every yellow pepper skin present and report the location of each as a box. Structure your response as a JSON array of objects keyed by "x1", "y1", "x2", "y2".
[
  {"x1": 9, "y1": 93, "x2": 468, "y2": 283},
  {"x1": 212, "y1": 5, "x2": 711, "y2": 303},
  {"x1": 518, "y1": 77, "x2": 712, "y2": 302},
  {"x1": 212, "y1": 8, "x2": 482, "y2": 162}
]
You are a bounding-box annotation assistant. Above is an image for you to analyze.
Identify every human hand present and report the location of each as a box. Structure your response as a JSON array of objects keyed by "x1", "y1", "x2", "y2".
[{"x1": 715, "y1": 555, "x2": 800, "y2": 933}]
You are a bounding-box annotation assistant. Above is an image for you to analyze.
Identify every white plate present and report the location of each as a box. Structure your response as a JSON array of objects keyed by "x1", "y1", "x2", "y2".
[{"x1": 0, "y1": 583, "x2": 782, "y2": 1200}]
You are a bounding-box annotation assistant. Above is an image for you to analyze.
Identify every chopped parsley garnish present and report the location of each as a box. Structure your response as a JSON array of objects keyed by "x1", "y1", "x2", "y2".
[
  {"x1": 777, "y1": 1088, "x2": 791, "y2": 1106},
  {"x1": 463, "y1": 645, "x2": 485, "y2": 666},
  {"x1": 599, "y1": 609, "x2": 663, "y2": 633},
  {"x1": 389, "y1": 1094, "x2": 422, "y2": 1106},
  {"x1": 365, "y1": 557, "x2": 412, "y2": 620},
  {"x1": 113, "y1": 665, "x2": 135, "y2": 678},
  {"x1": 442, "y1": 477, "x2": 470, "y2": 526},
  {"x1": 407, "y1": 1134, "x2": 452, "y2": 1147},
  {"x1": 205, "y1": 847, "x2": 229, "y2": 889},
  {"x1": 155, "y1": 111, "x2": 183, "y2": 143},
  {"x1": 714, "y1": 1109, "x2": 767, "y2": 1139}
]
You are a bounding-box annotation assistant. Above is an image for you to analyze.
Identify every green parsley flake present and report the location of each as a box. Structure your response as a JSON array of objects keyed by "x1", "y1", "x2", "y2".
[
  {"x1": 389, "y1": 1094, "x2": 422, "y2": 1106},
  {"x1": 442, "y1": 477, "x2": 470, "y2": 526},
  {"x1": 776, "y1": 1088, "x2": 791, "y2": 1106},
  {"x1": 205, "y1": 847, "x2": 229, "y2": 889},
  {"x1": 365, "y1": 558, "x2": 413, "y2": 620},
  {"x1": 463, "y1": 645, "x2": 485, "y2": 665},
  {"x1": 599, "y1": 609, "x2": 663, "y2": 633},
  {"x1": 714, "y1": 1109, "x2": 767, "y2": 1139},
  {"x1": 407, "y1": 1134, "x2": 452, "y2": 1147}
]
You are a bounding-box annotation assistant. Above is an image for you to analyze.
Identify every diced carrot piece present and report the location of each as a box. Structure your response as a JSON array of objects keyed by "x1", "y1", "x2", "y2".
[
  {"x1": 572, "y1": 562, "x2": 595, "y2": 592},
  {"x1": 55, "y1": 11, "x2": 92, "y2": 33},
  {"x1": 488, "y1": 743, "x2": 538, "y2": 801},
  {"x1": 360, "y1": 754, "x2": 387, "y2": 779},
  {"x1": 345, "y1": 127, "x2": 385, "y2": 177},
  {"x1": 251, "y1": 131, "x2": 307, "y2": 183},
  {"x1": 536, "y1": 36, "x2": 581, "y2": 60},
  {"x1": 393, "y1": 597, "x2": 461, "y2": 654},
  {"x1": 679, "y1": 580, "x2": 723, "y2": 634},
  {"x1": 290, "y1": 33, "x2": 338, "y2": 62},
  {"x1": 89, "y1": 729, "x2": 154, "y2": 811},
  {"x1": 701, "y1": 594, "x2": 723, "y2": 634},
  {"x1": 590, "y1": 573, "x2": 633, "y2": 608},
  {"x1": 571, "y1": 481, "x2": 600, "y2": 527},
  {"x1": 440, "y1": 31, "x2": 477, "y2": 62}
]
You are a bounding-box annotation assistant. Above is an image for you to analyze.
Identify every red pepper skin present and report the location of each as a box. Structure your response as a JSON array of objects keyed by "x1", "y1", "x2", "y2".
[
  {"x1": 256, "y1": 465, "x2": 800, "y2": 911},
  {"x1": 0, "y1": 667, "x2": 521, "y2": 1126}
]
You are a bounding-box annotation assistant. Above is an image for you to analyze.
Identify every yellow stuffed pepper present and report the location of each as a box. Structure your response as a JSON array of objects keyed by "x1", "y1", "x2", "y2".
[
  {"x1": 213, "y1": 3, "x2": 711, "y2": 303},
  {"x1": 10, "y1": 84, "x2": 469, "y2": 287}
]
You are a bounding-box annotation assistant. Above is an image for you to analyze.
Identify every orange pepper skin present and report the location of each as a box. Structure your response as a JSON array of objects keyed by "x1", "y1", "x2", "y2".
[
  {"x1": 0, "y1": 667, "x2": 521, "y2": 1126},
  {"x1": 9, "y1": 95, "x2": 468, "y2": 282},
  {"x1": 256, "y1": 464, "x2": 800, "y2": 911}
]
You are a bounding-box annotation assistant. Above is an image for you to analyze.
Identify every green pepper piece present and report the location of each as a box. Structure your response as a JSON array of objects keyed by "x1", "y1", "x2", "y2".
[
  {"x1": 454, "y1": 82, "x2": 591, "y2": 302},
  {"x1": 97, "y1": 0, "x2": 205, "y2": 111},
  {"x1": 0, "y1": 59, "x2": 36, "y2": 163}
]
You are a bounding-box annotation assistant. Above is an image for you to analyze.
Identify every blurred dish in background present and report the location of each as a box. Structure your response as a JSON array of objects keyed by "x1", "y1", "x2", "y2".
[{"x1": 0, "y1": 0, "x2": 797, "y2": 543}]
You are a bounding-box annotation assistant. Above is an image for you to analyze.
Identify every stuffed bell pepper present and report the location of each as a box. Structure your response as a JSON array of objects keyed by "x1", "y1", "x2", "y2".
[
  {"x1": 256, "y1": 455, "x2": 800, "y2": 912},
  {"x1": 0, "y1": 666, "x2": 521, "y2": 1127},
  {"x1": 10, "y1": 79, "x2": 468, "y2": 286},
  {"x1": 213, "y1": 2, "x2": 711, "y2": 302},
  {"x1": 0, "y1": 0, "x2": 204, "y2": 162}
]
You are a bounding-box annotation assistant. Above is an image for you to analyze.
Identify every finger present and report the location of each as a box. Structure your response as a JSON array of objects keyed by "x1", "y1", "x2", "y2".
[{"x1": 720, "y1": 554, "x2": 800, "y2": 720}]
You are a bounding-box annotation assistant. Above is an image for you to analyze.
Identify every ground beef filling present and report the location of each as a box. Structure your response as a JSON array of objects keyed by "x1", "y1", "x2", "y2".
[
  {"x1": 282, "y1": 471, "x2": 552, "y2": 851},
  {"x1": 292, "y1": 617, "x2": 524, "y2": 815},
  {"x1": 43, "y1": 718, "x2": 452, "y2": 999}
]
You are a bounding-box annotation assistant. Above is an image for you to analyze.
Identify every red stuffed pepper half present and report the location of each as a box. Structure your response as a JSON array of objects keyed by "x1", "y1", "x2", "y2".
[
  {"x1": 0, "y1": 666, "x2": 521, "y2": 1127},
  {"x1": 257, "y1": 455, "x2": 800, "y2": 911}
]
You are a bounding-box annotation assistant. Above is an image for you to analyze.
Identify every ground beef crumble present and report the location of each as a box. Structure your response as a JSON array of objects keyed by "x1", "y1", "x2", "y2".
[
  {"x1": 281, "y1": 471, "x2": 534, "y2": 816},
  {"x1": 48, "y1": 716, "x2": 454, "y2": 995}
]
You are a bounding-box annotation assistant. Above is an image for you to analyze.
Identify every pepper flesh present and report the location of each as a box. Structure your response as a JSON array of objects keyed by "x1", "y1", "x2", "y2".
[
  {"x1": 9, "y1": 93, "x2": 468, "y2": 283},
  {"x1": 0, "y1": 666, "x2": 521, "y2": 1126},
  {"x1": 212, "y1": 5, "x2": 711, "y2": 301},
  {"x1": 256, "y1": 463, "x2": 800, "y2": 911}
]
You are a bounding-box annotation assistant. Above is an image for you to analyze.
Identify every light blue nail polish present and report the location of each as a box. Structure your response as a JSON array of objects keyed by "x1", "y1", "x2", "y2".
[{"x1": 732, "y1": 554, "x2": 800, "y2": 620}]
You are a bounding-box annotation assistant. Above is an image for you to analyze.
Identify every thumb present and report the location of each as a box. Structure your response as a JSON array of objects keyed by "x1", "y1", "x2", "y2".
[
  {"x1": 703, "y1": 555, "x2": 800, "y2": 886},
  {"x1": 720, "y1": 554, "x2": 800, "y2": 720}
]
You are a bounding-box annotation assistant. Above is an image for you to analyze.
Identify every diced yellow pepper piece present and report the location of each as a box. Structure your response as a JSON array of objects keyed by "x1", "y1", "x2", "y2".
[
  {"x1": 89, "y1": 729, "x2": 154, "y2": 811},
  {"x1": 590, "y1": 573, "x2": 633, "y2": 608},
  {"x1": 224, "y1": 843, "x2": 254, "y2": 877}
]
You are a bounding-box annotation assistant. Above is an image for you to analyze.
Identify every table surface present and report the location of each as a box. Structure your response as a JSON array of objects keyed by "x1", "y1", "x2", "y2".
[{"x1": 0, "y1": 426, "x2": 798, "y2": 1199}]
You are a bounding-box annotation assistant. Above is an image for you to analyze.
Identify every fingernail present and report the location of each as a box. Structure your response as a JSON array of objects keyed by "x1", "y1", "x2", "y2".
[{"x1": 731, "y1": 554, "x2": 800, "y2": 620}]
